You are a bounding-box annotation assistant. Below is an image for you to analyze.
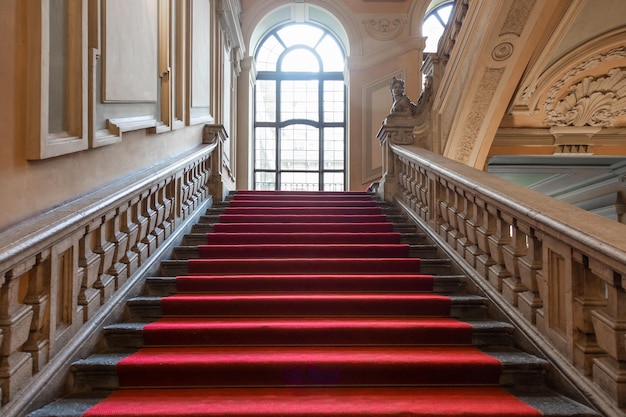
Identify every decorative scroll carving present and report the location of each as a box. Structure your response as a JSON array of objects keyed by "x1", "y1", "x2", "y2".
[
  {"x1": 544, "y1": 67, "x2": 626, "y2": 126},
  {"x1": 363, "y1": 17, "x2": 406, "y2": 41}
]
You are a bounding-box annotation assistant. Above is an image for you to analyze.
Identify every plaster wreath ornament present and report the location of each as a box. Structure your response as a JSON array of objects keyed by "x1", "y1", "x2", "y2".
[{"x1": 544, "y1": 67, "x2": 626, "y2": 126}]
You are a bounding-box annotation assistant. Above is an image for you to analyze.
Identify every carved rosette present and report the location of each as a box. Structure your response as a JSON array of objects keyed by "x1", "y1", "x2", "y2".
[
  {"x1": 363, "y1": 17, "x2": 406, "y2": 41},
  {"x1": 544, "y1": 67, "x2": 626, "y2": 126}
]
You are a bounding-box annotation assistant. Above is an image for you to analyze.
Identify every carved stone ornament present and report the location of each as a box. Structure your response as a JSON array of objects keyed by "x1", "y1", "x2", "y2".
[
  {"x1": 363, "y1": 17, "x2": 406, "y2": 41},
  {"x1": 544, "y1": 67, "x2": 626, "y2": 127},
  {"x1": 522, "y1": 46, "x2": 626, "y2": 108}
]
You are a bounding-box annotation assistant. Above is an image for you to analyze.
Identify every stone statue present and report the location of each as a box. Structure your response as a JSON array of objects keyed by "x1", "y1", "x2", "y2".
[{"x1": 389, "y1": 76, "x2": 417, "y2": 117}]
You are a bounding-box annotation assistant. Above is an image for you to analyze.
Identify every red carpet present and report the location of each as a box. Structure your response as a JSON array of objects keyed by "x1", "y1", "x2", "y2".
[{"x1": 82, "y1": 190, "x2": 542, "y2": 416}]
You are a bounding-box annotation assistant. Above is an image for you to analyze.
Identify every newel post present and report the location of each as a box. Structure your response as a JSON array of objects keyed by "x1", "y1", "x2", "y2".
[{"x1": 203, "y1": 124, "x2": 228, "y2": 200}]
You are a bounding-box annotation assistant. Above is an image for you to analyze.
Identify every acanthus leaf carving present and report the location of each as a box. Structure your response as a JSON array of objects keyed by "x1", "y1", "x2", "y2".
[{"x1": 544, "y1": 67, "x2": 626, "y2": 127}]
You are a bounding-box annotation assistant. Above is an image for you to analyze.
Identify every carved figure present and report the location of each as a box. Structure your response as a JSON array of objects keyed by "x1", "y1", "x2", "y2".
[{"x1": 389, "y1": 76, "x2": 417, "y2": 116}]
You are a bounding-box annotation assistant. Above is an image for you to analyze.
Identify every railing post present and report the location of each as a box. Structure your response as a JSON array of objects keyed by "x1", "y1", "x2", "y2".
[{"x1": 203, "y1": 124, "x2": 228, "y2": 201}]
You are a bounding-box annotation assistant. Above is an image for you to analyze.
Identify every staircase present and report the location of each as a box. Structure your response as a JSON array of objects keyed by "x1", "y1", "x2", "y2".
[{"x1": 28, "y1": 191, "x2": 599, "y2": 416}]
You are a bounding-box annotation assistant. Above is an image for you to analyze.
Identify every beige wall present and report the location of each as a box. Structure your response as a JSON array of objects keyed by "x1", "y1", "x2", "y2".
[{"x1": 0, "y1": 0, "x2": 242, "y2": 232}]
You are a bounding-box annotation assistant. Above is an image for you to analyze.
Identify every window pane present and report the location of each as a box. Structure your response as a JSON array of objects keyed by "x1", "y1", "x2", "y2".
[
  {"x1": 317, "y1": 35, "x2": 344, "y2": 72},
  {"x1": 437, "y1": 4, "x2": 453, "y2": 23},
  {"x1": 255, "y1": 35, "x2": 284, "y2": 71},
  {"x1": 255, "y1": 172, "x2": 276, "y2": 190},
  {"x1": 281, "y1": 172, "x2": 319, "y2": 191},
  {"x1": 323, "y1": 172, "x2": 344, "y2": 191},
  {"x1": 423, "y1": 16, "x2": 445, "y2": 53},
  {"x1": 323, "y1": 81, "x2": 344, "y2": 123},
  {"x1": 256, "y1": 80, "x2": 276, "y2": 122},
  {"x1": 281, "y1": 80, "x2": 319, "y2": 122},
  {"x1": 323, "y1": 127, "x2": 344, "y2": 170},
  {"x1": 277, "y1": 24, "x2": 324, "y2": 48},
  {"x1": 280, "y1": 125, "x2": 319, "y2": 170},
  {"x1": 281, "y1": 48, "x2": 320, "y2": 72},
  {"x1": 255, "y1": 127, "x2": 276, "y2": 170}
]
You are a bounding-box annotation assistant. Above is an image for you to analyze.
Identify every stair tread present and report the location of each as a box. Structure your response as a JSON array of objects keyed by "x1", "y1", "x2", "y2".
[{"x1": 28, "y1": 388, "x2": 600, "y2": 417}]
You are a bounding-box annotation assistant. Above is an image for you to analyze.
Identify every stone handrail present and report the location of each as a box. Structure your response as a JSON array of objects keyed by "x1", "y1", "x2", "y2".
[
  {"x1": 386, "y1": 143, "x2": 626, "y2": 417},
  {"x1": 0, "y1": 138, "x2": 220, "y2": 416}
]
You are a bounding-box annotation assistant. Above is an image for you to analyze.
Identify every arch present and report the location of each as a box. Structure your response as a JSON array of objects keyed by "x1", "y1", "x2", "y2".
[{"x1": 242, "y1": 1, "x2": 358, "y2": 60}]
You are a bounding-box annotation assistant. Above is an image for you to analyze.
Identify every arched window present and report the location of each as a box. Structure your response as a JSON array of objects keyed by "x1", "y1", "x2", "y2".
[
  {"x1": 254, "y1": 23, "x2": 346, "y2": 191},
  {"x1": 423, "y1": 1, "x2": 453, "y2": 53}
]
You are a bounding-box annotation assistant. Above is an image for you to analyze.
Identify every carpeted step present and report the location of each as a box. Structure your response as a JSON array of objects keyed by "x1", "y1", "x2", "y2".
[
  {"x1": 69, "y1": 348, "x2": 548, "y2": 392},
  {"x1": 212, "y1": 221, "x2": 395, "y2": 233},
  {"x1": 217, "y1": 214, "x2": 390, "y2": 223},
  {"x1": 159, "y1": 293, "x2": 453, "y2": 317},
  {"x1": 30, "y1": 387, "x2": 603, "y2": 417},
  {"x1": 172, "y1": 273, "x2": 435, "y2": 293},
  {"x1": 101, "y1": 319, "x2": 515, "y2": 353},
  {"x1": 222, "y1": 206, "x2": 384, "y2": 215},
  {"x1": 174, "y1": 243, "x2": 438, "y2": 259},
  {"x1": 187, "y1": 257, "x2": 421, "y2": 275},
  {"x1": 143, "y1": 274, "x2": 467, "y2": 297},
  {"x1": 194, "y1": 243, "x2": 411, "y2": 259},
  {"x1": 160, "y1": 257, "x2": 455, "y2": 278},
  {"x1": 225, "y1": 199, "x2": 379, "y2": 207},
  {"x1": 140, "y1": 317, "x2": 474, "y2": 346},
  {"x1": 204, "y1": 231, "x2": 402, "y2": 245},
  {"x1": 125, "y1": 294, "x2": 490, "y2": 322}
]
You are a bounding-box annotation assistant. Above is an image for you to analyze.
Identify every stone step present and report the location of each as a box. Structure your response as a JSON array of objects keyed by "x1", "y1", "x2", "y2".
[
  {"x1": 124, "y1": 294, "x2": 491, "y2": 322},
  {"x1": 159, "y1": 257, "x2": 454, "y2": 276},
  {"x1": 191, "y1": 222, "x2": 419, "y2": 234},
  {"x1": 67, "y1": 348, "x2": 550, "y2": 393},
  {"x1": 182, "y1": 231, "x2": 430, "y2": 246},
  {"x1": 100, "y1": 319, "x2": 516, "y2": 354},
  {"x1": 169, "y1": 243, "x2": 440, "y2": 260},
  {"x1": 26, "y1": 389, "x2": 602, "y2": 417},
  {"x1": 143, "y1": 274, "x2": 468, "y2": 298}
]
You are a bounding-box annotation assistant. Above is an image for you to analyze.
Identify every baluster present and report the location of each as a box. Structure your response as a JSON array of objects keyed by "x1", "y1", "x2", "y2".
[
  {"x1": 463, "y1": 194, "x2": 481, "y2": 268},
  {"x1": 501, "y1": 217, "x2": 528, "y2": 307},
  {"x1": 590, "y1": 262, "x2": 626, "y2": 408},
  {"x1": 444, "y1": 184, "x2": 459, "y2": 249},
  {"x1": 79, "y1": 220, "x2": 104, "y2": 320},
  {"x1": 133, "y1": 192, "x2": 150, "y2": 263},
  {"x1": 517, "y1": 225, "x2": 543, "y2": 324},
  {"x1": 151, "y1": 183, "x2": 166, "y2": 247},
  {"x1": 93, "y1": 213, "x2": 116, "y2": 303},
  {"x1": 0, "y1": 265, "x2": 35, "y2": 404},
  {"x1": 437, "y1": 180, "x2": 452, "y2": 241},
  {"x1": 119, "y1": 201, "x2": 140, "y2": 277},
  {"x1": 106, "y1": 206, "x2": 129, "y2": 289},
  {"x1": 475, "y1": 199, "x2": 496, "y2": 279},
  {"x1": 486, "y1": 207, "x2": 512, "y2": 291},
  {"x1": 143, "y1": 188, "x2": 158, "y2": 255},
  {"x1": 22, "y1": 251, "x2": 51, "y2": 373},
  {"x1": 571, "y1": 252, "x2": 607, "y2": 375}
]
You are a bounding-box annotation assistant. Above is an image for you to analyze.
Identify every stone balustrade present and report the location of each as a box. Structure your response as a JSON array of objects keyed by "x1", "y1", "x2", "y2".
[
  {"x1": 0, "y1": 141, "x2": 218, "y2": 415},
  {"x1": 385, "y1": 143, "x2": 626, "y2": 416}
]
